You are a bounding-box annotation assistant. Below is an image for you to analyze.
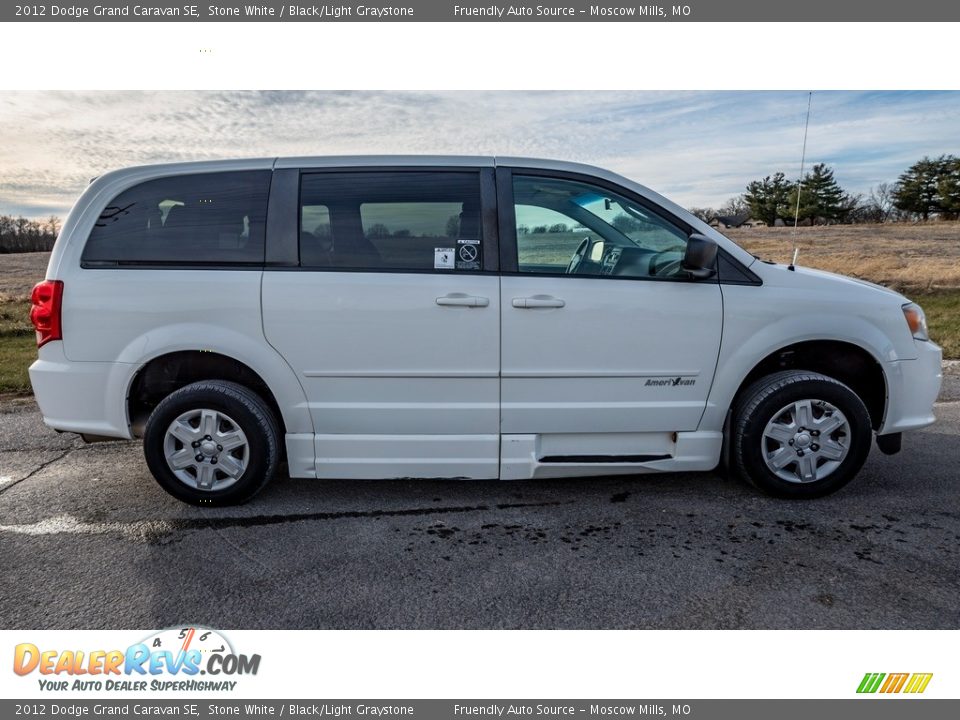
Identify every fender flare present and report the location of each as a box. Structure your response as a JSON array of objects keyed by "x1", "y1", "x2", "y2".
[{"x1": 117, "y1": 323, "x2": 314, "y2": 436}]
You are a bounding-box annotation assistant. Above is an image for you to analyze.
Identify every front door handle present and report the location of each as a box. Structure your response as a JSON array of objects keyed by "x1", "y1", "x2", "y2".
[
  {"x1": 436, "y1": 293, "x2": 490, "y2": 308},
  {"x1": 512, "y1": 295, "x2": 566, "y2": 309}
]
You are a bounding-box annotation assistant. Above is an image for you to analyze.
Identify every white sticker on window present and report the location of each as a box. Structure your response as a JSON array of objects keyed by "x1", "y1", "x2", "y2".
[{"x1": 434, "y1": 247, "x2": 455, "y2": 270}]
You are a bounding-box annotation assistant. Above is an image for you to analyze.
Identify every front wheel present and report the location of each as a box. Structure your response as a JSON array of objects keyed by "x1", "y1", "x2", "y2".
[
  {"x1": 143, "y1": 380, "x2": 280, "y2": 505},
  {"x1": 731, "y1": 370, "x2": 872, "y2": 498}
]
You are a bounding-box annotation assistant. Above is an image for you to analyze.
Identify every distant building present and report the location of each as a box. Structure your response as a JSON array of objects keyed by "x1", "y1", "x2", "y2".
[{"x1": 708, "y1": 213, "x2": 767, "y2": 229}]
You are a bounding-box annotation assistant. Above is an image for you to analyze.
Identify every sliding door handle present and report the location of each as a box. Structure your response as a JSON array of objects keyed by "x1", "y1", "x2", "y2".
[
  {"x1": 512, "y1": 296, "x2": 565, "y2": 309},
  {"x1": 436, "y1": 294, "x2": 490, "y2": 308}
]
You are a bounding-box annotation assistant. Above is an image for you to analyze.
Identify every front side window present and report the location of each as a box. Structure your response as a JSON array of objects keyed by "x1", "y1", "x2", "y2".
[
  {"x1": 513, "y1": 175, "x2": 690, "y2": 279},
  {"x1": 299, "y1": 171, "x2": 483, "y2": 271},
  {"x1": 82, "y1": 171, "x2": 271, "y2": 267}
]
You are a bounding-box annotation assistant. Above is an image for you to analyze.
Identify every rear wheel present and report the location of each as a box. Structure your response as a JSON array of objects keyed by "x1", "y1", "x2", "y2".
[
  {"x1": 731, "y1": 370, "x2": 872, "y2": 498},
  {"x1": 143, "y1": 380, "x2": 280, "y2": 505}
]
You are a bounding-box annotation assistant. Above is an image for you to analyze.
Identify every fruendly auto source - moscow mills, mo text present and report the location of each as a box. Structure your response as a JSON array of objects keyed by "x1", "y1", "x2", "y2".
[{"x1": 16, "y1": 4, "x2": 692, "y2": 19}]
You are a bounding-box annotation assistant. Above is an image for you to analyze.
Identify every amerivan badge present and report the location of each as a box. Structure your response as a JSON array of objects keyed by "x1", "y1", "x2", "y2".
[{"x1": 645, "y1": 376, "x2": 696, "y2": 387}]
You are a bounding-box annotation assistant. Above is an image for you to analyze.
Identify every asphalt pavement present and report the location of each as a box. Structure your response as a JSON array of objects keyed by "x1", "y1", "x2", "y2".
[{"x1": 1, "y1": 368, "x2": 958, "y2": 629}]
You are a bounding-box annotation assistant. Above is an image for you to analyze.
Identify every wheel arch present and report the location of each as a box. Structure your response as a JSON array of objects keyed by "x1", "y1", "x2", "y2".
[
  {"x1": 728, "y1": 339, "x2": 888, "y2": 431},
  {"x1": 126, "y1": 349, "x2": 305, "y2": 440}
]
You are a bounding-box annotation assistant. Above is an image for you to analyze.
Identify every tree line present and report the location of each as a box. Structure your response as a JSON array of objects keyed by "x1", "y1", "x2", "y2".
[
  {"x1": 689, "y1": 155, "x2": 960, "y2": 226},
  {"x1": 0, "y1": 215, "x2": 60, "y2": 253}
]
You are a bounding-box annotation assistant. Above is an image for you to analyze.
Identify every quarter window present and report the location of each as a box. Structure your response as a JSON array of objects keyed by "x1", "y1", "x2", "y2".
[
  {"x1": 82, "y1": 171, "x2": 271, "y2": 267},
  {"x1": 299, "y1": 172, "x2": 483, "y2": 271},
  {"x1": 513, "y1": 175, "x2": 690, "y2": 279}
]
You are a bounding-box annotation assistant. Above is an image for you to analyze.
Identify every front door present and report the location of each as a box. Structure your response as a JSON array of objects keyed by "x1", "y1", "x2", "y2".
[{"x1": 498, "y1": 170, "x2": 723, "y2": 474}]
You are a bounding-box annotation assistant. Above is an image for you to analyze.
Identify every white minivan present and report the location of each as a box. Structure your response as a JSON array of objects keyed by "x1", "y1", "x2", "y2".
[{"x1": 29, "y1": 156, "x2": 942, "y2": 505}]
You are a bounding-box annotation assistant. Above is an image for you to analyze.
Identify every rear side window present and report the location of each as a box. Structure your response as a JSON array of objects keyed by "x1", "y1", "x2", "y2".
[
  {"x1": 299, "y1": 171, "x2": 483, "y2": 271},
  {"x1": 82, "y1": 170, "x2": 271, "y2": 267}
]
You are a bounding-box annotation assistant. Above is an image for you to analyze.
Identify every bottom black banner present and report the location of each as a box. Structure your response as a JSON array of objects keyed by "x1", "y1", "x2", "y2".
[{"x1": 3, "y1": 700, "x2": 957, "y2": 720}]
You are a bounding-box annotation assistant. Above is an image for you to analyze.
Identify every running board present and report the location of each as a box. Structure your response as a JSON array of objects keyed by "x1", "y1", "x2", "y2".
[
  {"x1": 500, "y1": 432, "x2": 723, "y2": 480},
  {"x1": 538, "y1": 454, "x2": 672, "y2": 464}
]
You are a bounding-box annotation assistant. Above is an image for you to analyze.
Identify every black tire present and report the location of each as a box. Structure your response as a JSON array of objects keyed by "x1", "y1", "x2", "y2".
[
  {"x1": 143, "y1": 380, "x2": 280, "y2": 506},
  {"x1": 731, "y1": 370, "x2": 872, "y2": 498}
]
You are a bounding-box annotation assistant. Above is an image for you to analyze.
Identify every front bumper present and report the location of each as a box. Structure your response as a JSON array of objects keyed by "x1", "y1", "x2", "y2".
[{"x1": 880, "y1": 340, "x2": 943, "y2": 434}]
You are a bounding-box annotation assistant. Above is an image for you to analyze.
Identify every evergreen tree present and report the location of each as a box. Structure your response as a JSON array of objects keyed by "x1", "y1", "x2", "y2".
[
  {"x1": 936, "y1": 156, "x2": 960, "y2": 220},
  {"x1": 744, "y1": 172, "x2": 794, "y2": 225},
  {"x1": 787, "y1": 163, "x2": 846, "y2": 225},
  {"x1": 892, "y1": 156, "x2": 947, "y2": 220}
]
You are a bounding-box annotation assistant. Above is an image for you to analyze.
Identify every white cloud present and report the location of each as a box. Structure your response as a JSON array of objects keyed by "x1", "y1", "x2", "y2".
[{"x1": 0, "y1": 90, "x2": 958, "y2": 216}]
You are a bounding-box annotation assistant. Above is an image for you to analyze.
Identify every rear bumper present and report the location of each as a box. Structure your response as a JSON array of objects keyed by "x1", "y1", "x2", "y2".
[
  {"x1": 880, "y1": 340, "x2": 942, "y2": 434},
  {"x1": 28, "y1": 342, "x2": 134, "y2": 439}
]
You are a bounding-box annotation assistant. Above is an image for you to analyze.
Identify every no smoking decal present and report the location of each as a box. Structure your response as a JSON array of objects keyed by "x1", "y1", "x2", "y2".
[{"x1": 456, "y1": 238, "x2": 481, "y2": 270}]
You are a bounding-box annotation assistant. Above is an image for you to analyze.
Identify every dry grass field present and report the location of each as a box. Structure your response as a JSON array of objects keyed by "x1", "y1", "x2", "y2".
[
  {"x1": 727, "y1": 222, "x2": 960, "y2": 360},
  {"x1": 0, "y1": 226, "x2": 958, "y2": 394},
  {"x1": 0, "y1": 251, "x2": 48, "y2": 301},
  {"x1": 725, "y1": 222, "x2": 960, "y2": 294}
]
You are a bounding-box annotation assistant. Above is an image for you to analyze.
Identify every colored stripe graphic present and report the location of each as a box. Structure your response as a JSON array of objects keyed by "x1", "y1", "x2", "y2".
[
  {"x1": 857, "y1": 672, "x2": 932, "y2": 694},
  {"x1": 880, "y1": 673, "x2": 909, "y2": 693},
  {"x1": 857, "y1": 673, "x2": 885, "y2": 693},
  {"x1": 903, "y1": 673, "x2": 933, "y2": 694}
]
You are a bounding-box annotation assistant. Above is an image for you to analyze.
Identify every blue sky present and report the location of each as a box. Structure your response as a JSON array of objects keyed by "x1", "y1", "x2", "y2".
[{"x1": 1, "y1": 90, "x2": 957, "y2": 218}]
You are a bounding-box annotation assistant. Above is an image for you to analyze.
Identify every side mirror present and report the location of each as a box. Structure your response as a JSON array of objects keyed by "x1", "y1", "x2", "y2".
[{"x1": 682, "y1": 233, "x2": 718, "y2": 279}]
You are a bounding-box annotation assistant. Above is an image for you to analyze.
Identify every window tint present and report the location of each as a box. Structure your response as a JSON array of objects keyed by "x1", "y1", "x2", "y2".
[
  {"x1": 82, "y1": 171, "x2": 271, "y2": 267},
  {"x1": 515, "y1": 203, "x2": 590, "y2": 271},
  {"x1": 299, "y1": 172, "x2": 483, "y2": 271},
  {"x1": 513, "y1": 175, "x2": 690, "y2": 279},
  {"x1": 301, "y1": 204, "x2": 332, "y2": 257}
]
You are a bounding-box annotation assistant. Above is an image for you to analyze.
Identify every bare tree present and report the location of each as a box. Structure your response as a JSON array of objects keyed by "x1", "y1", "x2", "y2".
[
  {"x1": 718, "y1": 196, "x2": 750, "y2": 217},
  {"x1": 0, "y1": 214, "x2": 61, "y2": 253},
  {"x1": 868, "y1": 182, "x2": 895, "y2": 223},
  {"x1": 687, "y1": 207, "x2": 716, "y2": 223}
]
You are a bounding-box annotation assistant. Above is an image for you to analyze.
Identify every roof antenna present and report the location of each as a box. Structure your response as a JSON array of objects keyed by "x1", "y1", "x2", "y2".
[{"x1": 788, "y1": 91, "x2": 813, "y2": 271}]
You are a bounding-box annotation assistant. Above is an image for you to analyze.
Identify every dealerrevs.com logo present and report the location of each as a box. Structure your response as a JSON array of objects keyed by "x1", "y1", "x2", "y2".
[
  {"x1": 13, "y1": 627, "x2": 260, "y2": 692},
  {"x1": 857, "y1": 672, "x2": 933, "y2": 694}
]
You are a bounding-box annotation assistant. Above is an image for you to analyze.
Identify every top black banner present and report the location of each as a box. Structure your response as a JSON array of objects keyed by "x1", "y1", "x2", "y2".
[{"x1": 5, "y1": 0, "x2": 956, "y2": 22}]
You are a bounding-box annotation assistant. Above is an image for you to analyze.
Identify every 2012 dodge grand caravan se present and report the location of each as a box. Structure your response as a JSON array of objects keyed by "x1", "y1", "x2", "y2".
[{"x1": 29, "y1": 156, "x2": 942, "y2": 505}]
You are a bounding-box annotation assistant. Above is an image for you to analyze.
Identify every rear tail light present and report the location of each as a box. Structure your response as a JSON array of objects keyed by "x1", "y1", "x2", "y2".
[{"x1": 30, "y1": 280, "x2": 64, "y2": 348}]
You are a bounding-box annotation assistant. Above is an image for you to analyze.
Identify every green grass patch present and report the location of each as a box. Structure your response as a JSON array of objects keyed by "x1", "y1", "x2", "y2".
[
  {"x1": 0, "y1": 299, "x2": 33, "y2": 336},
  {"x1": 0, "y1": 299, "x2": 35, "y2": 394},
  {"x1": 913, "y1": 291, "x2": 960, "y2": 360},
  {"x1": 0, "y1": 333, "x2": 35, "y2": 394}
]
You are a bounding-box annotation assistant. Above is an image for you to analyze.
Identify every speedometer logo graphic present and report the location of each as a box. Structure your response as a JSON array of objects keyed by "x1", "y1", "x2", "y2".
[{"x1": 141, "y1": 626, "x2": 234, "y2": 658}]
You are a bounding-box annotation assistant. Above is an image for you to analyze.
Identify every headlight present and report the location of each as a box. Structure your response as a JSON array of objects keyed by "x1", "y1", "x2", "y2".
[{"x1": 902, "y1": 302, "x2": 929, "y2": 341}]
